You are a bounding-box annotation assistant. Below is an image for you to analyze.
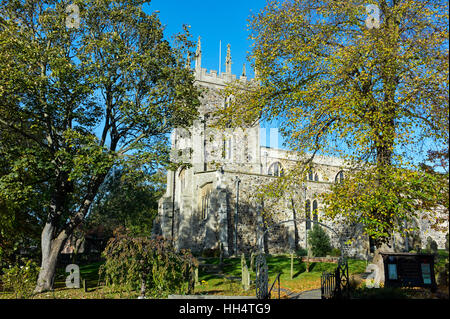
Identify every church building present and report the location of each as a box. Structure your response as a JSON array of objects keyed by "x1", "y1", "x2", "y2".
[{"x1": 153, "y1": 39, "x2": 447, "y2": 258}]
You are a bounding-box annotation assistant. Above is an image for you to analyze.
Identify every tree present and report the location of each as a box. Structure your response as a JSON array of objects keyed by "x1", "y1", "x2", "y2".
[
  {"x1": 86, "y1": 168, "x2": 165, "y2": 237},
  {"x1": 308, "y1": 224, "x2": 332, "y2": 257},
  {"x1": 218, "y1": 0, "x2": 448, "y2": 245},
  {"x1": 0, "y1": 0, "x2": 200, "y2": 292},
  {"x1": 100, "y1": 228, "x2": 197, "y2": 298},
  {"x1": 0, "y1": 125, "x2": 45, "y2": 268}
]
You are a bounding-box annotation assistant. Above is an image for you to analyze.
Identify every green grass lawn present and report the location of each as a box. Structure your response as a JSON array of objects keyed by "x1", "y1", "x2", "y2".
[
  {"x1": 52, "y1": 261, "x2": 104, "y2": 290},
  {"x1": 194, "y1": 255, "x2": 368, "y2": 297},
  {"x1": 0, "y1": 255, "x2": 367, "y2": 299},
  {"x1": 2, "y1": 251, "x2": 447, "y2": 299}
]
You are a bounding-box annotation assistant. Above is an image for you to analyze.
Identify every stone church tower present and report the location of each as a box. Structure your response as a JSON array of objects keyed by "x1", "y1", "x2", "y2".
[
  {"x1": 155, "y1": 38, "x2": 263, "y2": 256},
  {"x1": 153, "y1": 39, "x2": 448, "y2": 257}
]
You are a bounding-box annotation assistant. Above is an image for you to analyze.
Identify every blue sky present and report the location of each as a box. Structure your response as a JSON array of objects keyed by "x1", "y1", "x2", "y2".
[
  {"x1": 143, "y1": 0, "x2": 283, "y2": 148},
  {"x1": 144, "y1": 0, "x2": 267, "y2": 79},
  {"x1": 139, "y1": 1, "x2": 445, "y2": 168}
]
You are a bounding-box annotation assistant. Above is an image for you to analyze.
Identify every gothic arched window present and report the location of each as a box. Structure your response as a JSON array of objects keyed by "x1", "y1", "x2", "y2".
[
  {"x1": 312, "y1": 200, "x2": 318, "y2": 223},
  {"x1": 268, "y1": 162, "x2": 284, "y2": 177},
  {"x1": 308, "y1": 169, "x2": 314, "y2": 181},
  {"x1": 199, "y1": 183, "x2": 213, "y2": 220},
  {"x1": 225, "y1": 95, "x2": 234, "y2": 109},
  {"x1": 305, "y1": 200, "x2": 311, "y2": 230},
  {"x1": 223, "y1": 137, "x2": 232, "y2": 160},
  {"x1": 335, "y1": 170, "x2": 344, "y2": 183},
  {"x1": 314, "y1": 173, "x2": 319, "y2": 182}
]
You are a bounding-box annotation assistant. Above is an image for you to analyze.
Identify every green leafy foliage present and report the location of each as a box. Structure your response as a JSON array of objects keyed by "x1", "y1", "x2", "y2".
[
  {"x1": 87, "y1": 168, "x2": 164, "y2": 237},
  {"x1": 295, "y1": 247, "x2": 308, "y2": 257},
  {"x1": 0, "y1": 0, "x2": 200, "y2": 291},
  {"x1": 1, "y1": 258, "x2": 40, "y2": 298},
  {"x1": 323, "y1": 166, "x2": 444, "y2": 243},
  {"x1": 329, "y1": 248, "x2": 341, "y2": 257},
  {"x1": 308, "y1": 225, "x2": 332, "y2": 257},
  {"x1": 216, "y1": 0, "x2": 448, "y2": 245},
  {"x1": 99, "y1": 228, "x2": 198, "y2": 298}
]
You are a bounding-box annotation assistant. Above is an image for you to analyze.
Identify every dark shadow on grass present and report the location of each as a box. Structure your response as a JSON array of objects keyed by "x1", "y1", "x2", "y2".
[{"x1": 308, "y1": 262, "x2": 317, "y2": 272}]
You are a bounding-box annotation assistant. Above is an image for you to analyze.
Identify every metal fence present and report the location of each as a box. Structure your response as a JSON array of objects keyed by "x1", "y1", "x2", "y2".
[
  {"x1": 321, "y1": 271, "x2": 336, "y2": 299},
  {"x1": 321, "y1": 259, "x2": 349, "y2": 299}
]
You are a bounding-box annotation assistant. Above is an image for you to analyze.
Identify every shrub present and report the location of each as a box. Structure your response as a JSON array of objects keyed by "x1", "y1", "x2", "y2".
[
  {"x1": 330, "y1": 248, "x2": 341, "y2": 257},
  {"x1": 100, "y1": 227, "x2": 197, "y2": 298},
  {"x1": 1, "y1": 258, "x2": 40, "y2": 298},
  {"x1": 308, "y1": 224, "x2": 332, "y2": 257},
  {"x1": 295, "y1": 247, "x2": 308, "y2": 257}
]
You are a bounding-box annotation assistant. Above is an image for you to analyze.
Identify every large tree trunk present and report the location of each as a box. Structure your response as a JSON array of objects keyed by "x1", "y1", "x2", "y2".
[
  {"x1": 34, "y1": 173, "x2": 107, "y2": 293},
  {"x1": 34, "y1": 224, "x2": 68, "y2": 293}
]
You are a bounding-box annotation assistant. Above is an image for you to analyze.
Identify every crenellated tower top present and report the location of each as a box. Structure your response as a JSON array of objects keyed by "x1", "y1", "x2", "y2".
[{"x1": 191, "y1": 39, "x2": 255, "y2": 86}]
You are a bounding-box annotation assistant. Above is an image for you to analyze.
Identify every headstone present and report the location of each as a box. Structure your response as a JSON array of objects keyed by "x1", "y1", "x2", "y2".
[
  {"x1": 241, "y1": 253, "x2": 246, "y2": 269},
  {"x1": 242, "y1": 264, "x2": 250, "y2": 291},
  {"x1": 364, "y1": 264, "x2": 381, "y2": 288},
  {"x1": 241, "y1": 253, "x2": 250, "y2": 291},
  {"x1": 194, "y1": 267, "x2": 199, "y2": 286},
  {"x1": 426, "y1": 237, "x2": 438, "y2": 255}
]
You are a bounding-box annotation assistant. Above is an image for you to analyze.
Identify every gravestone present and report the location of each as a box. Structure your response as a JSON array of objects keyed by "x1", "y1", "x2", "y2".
[
  {"x1": 194, "y1": 267, "x2": 199, "y2": 286},
  {"x1": 250, "y1": 252, "x2": 255, "y2": 271},
  {"x1": 241, "y1": 253, "x2": 246, "y2": 269},
  {"x1": 426, "y1": 237, "x2": 438, "y2": 255},
  {"x1": 241, "y1": 254, "x2": 250, "y2": 290}
]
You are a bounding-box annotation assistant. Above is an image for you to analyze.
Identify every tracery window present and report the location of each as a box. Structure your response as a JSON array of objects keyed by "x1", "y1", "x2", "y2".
[
  {"x1": 335, "y1": 170, "x2": 344, "y2": 183},
  {"x1": 312, "y1": 200, "x2": 318, "y2": 223},
  {"x1": 305, "y1": 200, "x2": 311, "y2": 230},
  {"x1": 268, "y1": 162, "x2": 284, "y2": 177},
  {"x1": 200, "y1": 183, "x2": 213, "y2": 220}
]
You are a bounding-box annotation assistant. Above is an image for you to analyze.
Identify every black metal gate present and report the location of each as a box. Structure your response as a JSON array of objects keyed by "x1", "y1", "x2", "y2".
[
  {"x1": 321, "y1": 258, "x2": 349, "y2": 299},
  {"x1": 255, "y1": 218, "x2": 351, "y2": 300}
]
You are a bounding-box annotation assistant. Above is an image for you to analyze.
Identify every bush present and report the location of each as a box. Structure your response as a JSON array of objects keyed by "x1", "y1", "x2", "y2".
[
  {"x1": 1, "y1": 258, "x2": 40, "y2": 298},
  {"x1": 330, "y1": 248, "x2": 341, "y2": 257},
  {"x1": 100, "y1": 227, "x2": 198, "y2": 298},
  {"x1": 295, "y1": 247, "x2": 308, "y2": 257},
  {"x1": 308, "y1": 224, "x2": 332, "y2": 257}
]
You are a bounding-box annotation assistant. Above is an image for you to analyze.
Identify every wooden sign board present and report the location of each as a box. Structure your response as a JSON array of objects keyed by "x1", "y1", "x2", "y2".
[{"x1": 381, "y1": 252, "x2": 437, "y2": 291}]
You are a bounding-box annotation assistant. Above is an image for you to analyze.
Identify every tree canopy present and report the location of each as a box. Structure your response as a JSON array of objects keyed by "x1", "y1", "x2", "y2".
[
  {"x1": 217, "y1": 0, "x2": 449, "y2": 245},
  {"x1": 86, "y1": 168, "x2": 165, "y2": 237},
  {"x1": 0, "y1": 0, "x2": 200, "y2": 292}
]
